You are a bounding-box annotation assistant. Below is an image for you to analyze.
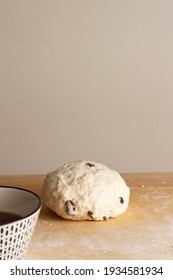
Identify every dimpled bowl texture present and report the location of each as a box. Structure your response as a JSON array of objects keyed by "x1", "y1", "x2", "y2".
[{"x1": 0, "y1": 186, "x2": 42, "y2": 260}]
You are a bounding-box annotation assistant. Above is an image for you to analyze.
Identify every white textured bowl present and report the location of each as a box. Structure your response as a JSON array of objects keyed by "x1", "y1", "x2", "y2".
[{"x1": 0, "y1": 186, "x2": 42, "y2": 260}]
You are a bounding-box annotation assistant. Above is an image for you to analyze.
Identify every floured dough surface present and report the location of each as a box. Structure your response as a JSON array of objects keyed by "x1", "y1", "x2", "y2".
[{"x1": 42, "y1": 161, "x2": 130, "y2": 221}]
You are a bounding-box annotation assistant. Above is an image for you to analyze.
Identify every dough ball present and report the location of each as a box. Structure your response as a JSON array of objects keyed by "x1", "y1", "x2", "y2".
[{"x1": 42, "y1": 160, "x2": 130, "y2": 221}]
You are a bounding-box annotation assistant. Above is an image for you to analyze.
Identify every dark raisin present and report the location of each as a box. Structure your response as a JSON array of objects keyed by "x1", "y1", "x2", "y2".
[
  {"x1": 65, "y1": 200, "x2": 76, "y2": 215},
  {"x1": 119, "y1": 197, "x2": 124, "y2": 204},
  {"x1": 86, "y1": 163, "x2": 95, "y2": 167},
  {"x1": 88, "y1": 211, "x2": 94, "y2": 219}
]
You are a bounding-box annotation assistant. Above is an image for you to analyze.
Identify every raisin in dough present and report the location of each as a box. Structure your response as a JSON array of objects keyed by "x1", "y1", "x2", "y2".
[{"x1": 42, "y1": 161, "x2": 130, "y2": 221}]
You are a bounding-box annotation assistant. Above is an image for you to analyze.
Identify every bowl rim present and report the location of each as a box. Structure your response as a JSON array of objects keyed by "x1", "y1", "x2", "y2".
[{"x1": 0, "y1": 185, "x2": 42, "y2": 227}]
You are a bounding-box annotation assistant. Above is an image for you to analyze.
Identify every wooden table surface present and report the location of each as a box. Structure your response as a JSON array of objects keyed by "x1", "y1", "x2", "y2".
[{"x1": 0, "y1": 173, "x2": 173, "y2": 260}]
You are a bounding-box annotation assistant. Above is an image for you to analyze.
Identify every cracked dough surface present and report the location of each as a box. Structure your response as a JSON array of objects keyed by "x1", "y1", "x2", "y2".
[{"x1": 42, "y1": 161, "x2": 130, "y2": 221}]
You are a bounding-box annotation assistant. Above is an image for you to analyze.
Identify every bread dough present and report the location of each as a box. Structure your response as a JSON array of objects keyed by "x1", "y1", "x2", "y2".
[{"x1": 42, "y1": 161, "x2": 130, "y2": 221}]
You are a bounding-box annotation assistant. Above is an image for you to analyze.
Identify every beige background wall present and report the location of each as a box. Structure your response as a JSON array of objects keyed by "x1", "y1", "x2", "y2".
[{"x1": 0, "y1": 0, "x2": 173, "y2": 175}]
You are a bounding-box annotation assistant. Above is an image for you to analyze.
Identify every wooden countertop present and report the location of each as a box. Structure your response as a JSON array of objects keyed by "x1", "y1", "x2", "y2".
[{"x1": 0, "y1": 173, "x2": 173, "y2": 260}]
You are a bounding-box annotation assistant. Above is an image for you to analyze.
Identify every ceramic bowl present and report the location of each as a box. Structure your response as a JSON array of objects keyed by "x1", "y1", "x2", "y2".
[{"x1": 0, "y1": 186, "x2": 42, "y2": 260}]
